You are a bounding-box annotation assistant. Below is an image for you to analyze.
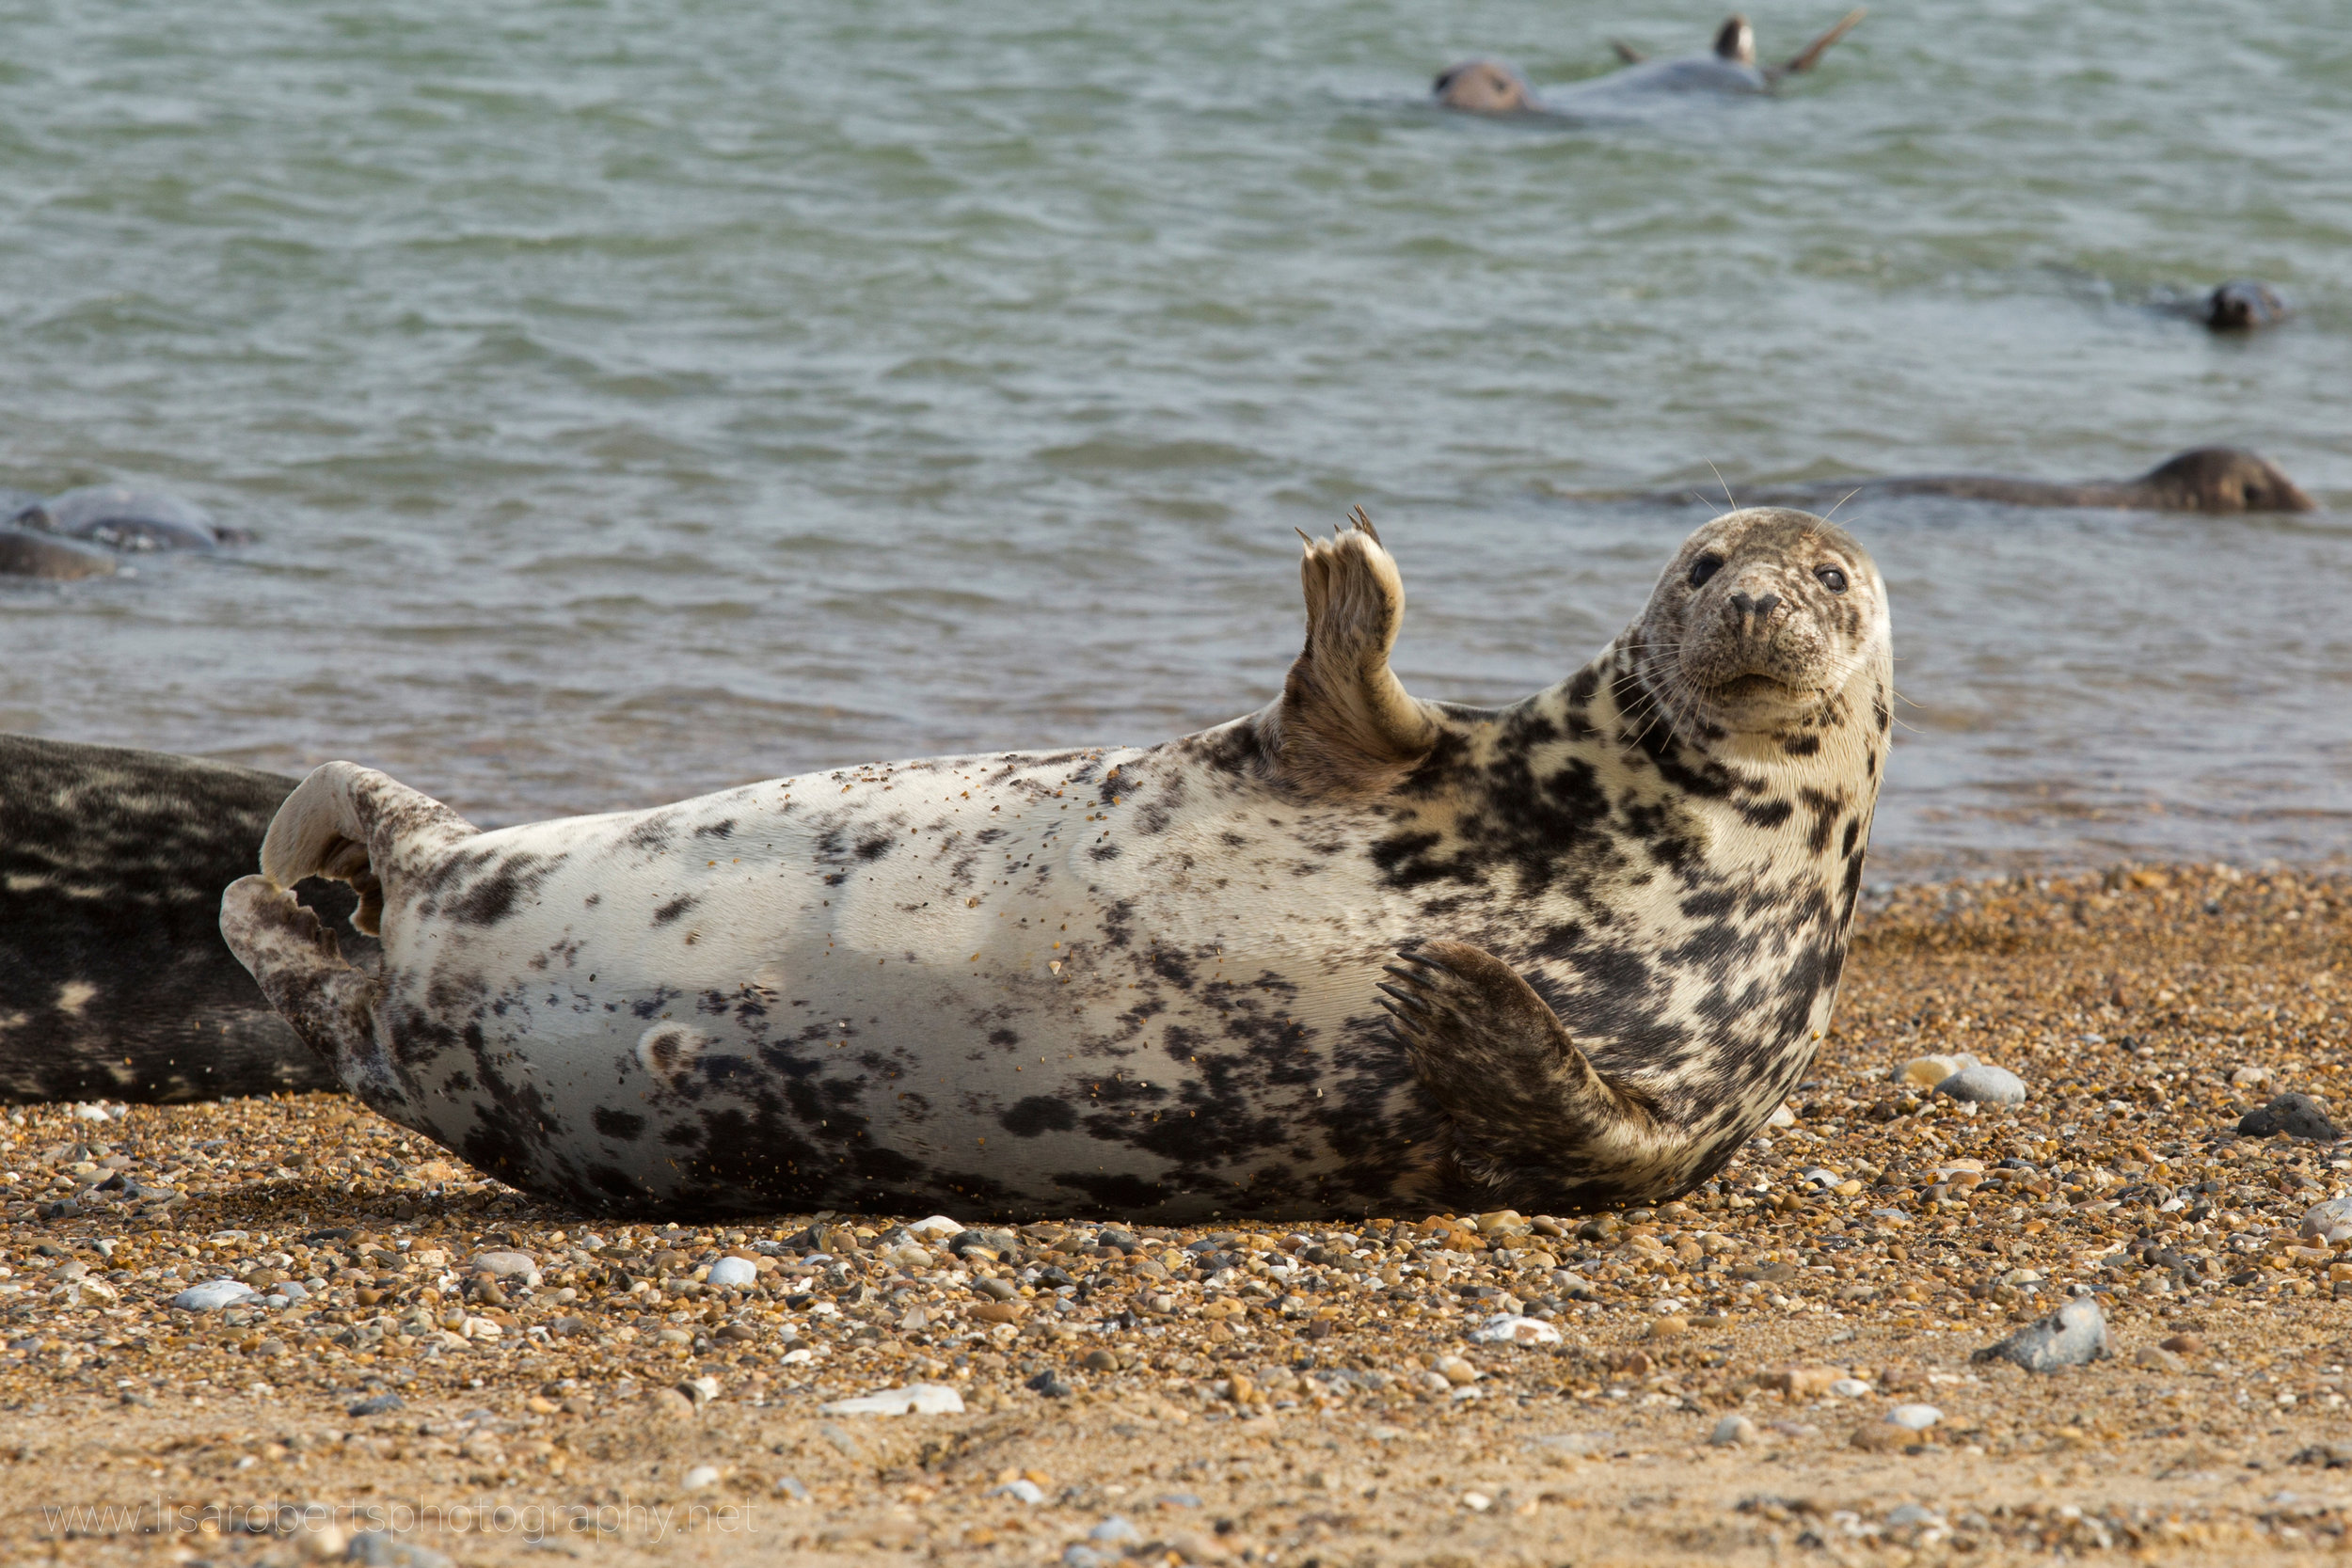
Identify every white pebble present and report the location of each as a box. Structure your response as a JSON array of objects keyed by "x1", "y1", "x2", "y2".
[
  {"x1": 907, "y1": 1215, "x2": 962, "y2": 1241},
  {"x1": 682, "y1": 1465, "x2": 720, "y2": 1491},
  {"x1": 1460, "y1": 1491, "x2": 1492, "y2": 1512},
  {"x1": 988, "y1": 1479, "x2": 1045, "y2": 1504},
  {"x1": 1888, "y1": 1403, "x2": 1942, "y2": 1431},
  {"x1": 707, "y1": 1256, "x2": 757, "y2": 1288},
  {"x1": 1709, "y1": 1415, "x2": 1758, "y2": 1447},
  {"x1": 1468, "y1": 1313, "x2": 1561, "y2": 1346},
  {"x1": 1830, "y1": 1378, "x2": 1871, "y2": 1398},
  {"x1": 818, "y1": 1383, "x2": 965, "y2": 1417},
  {"x1": 170, "y1": 1280, "x2": 259, "y2": 1312},
  {"x1": 1933, "y1": 1065, "x2": 2026, "y2": 1106}
]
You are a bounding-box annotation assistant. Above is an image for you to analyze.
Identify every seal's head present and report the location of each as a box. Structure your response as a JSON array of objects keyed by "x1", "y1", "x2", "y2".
[
  {"x1": 1713, "y1": 14, "x2": 1757, "y2": 64},
  {"x1": 2203, "y1": 280, "x2": 2286, "y2": 332},
  {"x1": 2141, "y1": 447, "x2": 2314, "y2": 514},
  {"x1": 1632, "y1": 508, "x2": 1888, "y2": 739},
  {"x1": 1434, "y1": 58, "x2": 1533, "y2": 114}
]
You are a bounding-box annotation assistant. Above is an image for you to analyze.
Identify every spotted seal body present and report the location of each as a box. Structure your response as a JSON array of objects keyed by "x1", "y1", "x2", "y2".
[
  {"x1": 1635, "y1": 445, "x2": 2314, "y2": 515},
  {"x1": 0, "y1": 734, "x2": 368, "y2": 1101},
  {"x1": 223, "y1": 509, "x2": 1891, "y2": 1221}
]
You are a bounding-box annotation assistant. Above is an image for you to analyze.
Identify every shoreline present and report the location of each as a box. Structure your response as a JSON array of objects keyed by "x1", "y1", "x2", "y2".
[{"x1": 4, "y1": 860, "x2": 2349, "y2": 1565}]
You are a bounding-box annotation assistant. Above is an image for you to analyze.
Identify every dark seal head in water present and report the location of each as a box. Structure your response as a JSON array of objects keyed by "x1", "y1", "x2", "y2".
[
  {"x1": 222, "y1": 507, "x2": 1888, "y2": 1221},
  {"x1": 1634, "y1": 446, "x2": 2315, "y2": 515},
  {"x1": 0, "y1": 734, "x2": 373, "y2": 1102},
  {"x1": 2203, "y1": 280, "x2": 2289, "y2": 332},
  {"x1": 1432, "y1": 58, "x2": 1534, "y2": 115}
]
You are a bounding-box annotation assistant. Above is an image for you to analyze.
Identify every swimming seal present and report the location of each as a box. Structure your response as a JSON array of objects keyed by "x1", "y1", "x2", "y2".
[
  {"x1": 1632, "y1": 446, "x2": 2315, "y2": 515},
  {"x1": 223, "y1": 508, "x2": 1891, "y2": 1221},
  {"x1": 12, "y1": 485, "x2": 248, "y2": 552},
  {"x1": 0, "y1": 528, "x2": 118, "y2": 580},
  {"x1": 0, "y1": 734, "x2": 368, "y2": 1101},
  {"x1": 1436, "y1": 9, "x2": 1862, "y2": 117},
  {"x1": 2200, "y1": 280, "x2": 2289, "y2": 332}
]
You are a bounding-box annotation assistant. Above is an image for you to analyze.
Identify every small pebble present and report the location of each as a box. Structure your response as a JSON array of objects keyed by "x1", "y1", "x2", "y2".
[
  {"x1": 347, "y1": 1392, "x2": 405, "y2": 1418},
  {"x1": 774, "y1": 1476, "x2": 811, "y2": 1502},
  {"x1": 1433, "y1": 1355, "x2": 1479, "y2": 1386},
  {"x1": 344, "y1": 1533, "x2": 455, "y2": 1568},
  {"x1": 1025, "y1": 1370, "x2": 1075, "y2": 1399},
  {"x1": 1888, "y1": 1403, "x2": 1941, "y2": 1431},
  {"x1": 467, "y1": 1249, "x2": 541, "y2": 1286},
  {"x1": 2160, "y1": 1333, "x2": 2207, "y2": 1357},
  {"x1": 2238, "y1": 1092, "x2": 2340, "y2": 1141},
  {"x1": 1830, "y1": 1378, "x2": 1871, "y2": 1398},
  {"x1": 1709, "y1": 1415, "x2": 1757, "y2": 1447},
  {"x1": 989, "y1": 1480, "x2": 1046, "y2": 1504},
  {"x1": 707, "y1": 1256, "x2": 756, "y2": 1289},
  {"x1": 1972, "y1": 1295, "x2": 2109, "y2": 1372},
  {"x1": 1896, "y1": 1053, "x2": 1977, "y2": 1089},
  {"x1": 818, "y1": 1383, "x2": 965, "y2": 1416},
  {"x1": 1885, "y1": 1504, "x2": 1943, "y2": 1529},
  {"x1": 1090, "y1": 1516, "x2": 1141, "y2": 1544},
  {"x1": 170, "y1": 1279, "x2": 259, "y2": 1312},
  {"x1": 2300, "y1": 1197, "x2": 2352, "y2": 1243},
  {"x1": 1933, "y1": 1065, "x2": 2026, "y2": 1106},
  {"x1": 682, "y1": 1465, "x2": 720, "y2": 1491},
  {"x1": 2134, "y1": 1345, "x2": 2186, "y2": 1372},
  {"x1": 1468, "y1": 1313, "x2": 1561, "y2": 1346}
]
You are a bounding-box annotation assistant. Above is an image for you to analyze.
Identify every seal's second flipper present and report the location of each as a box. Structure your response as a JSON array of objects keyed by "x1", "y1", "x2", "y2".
[
  {"x1": 1270, "y1": 510, "x2": 1438, "y2": 798},
  {"x1": 1378, "y1": 939, "x2": 1677, "y2": 1210},
  {"x1": 1778, "y1": 7, "x2": 1864, "y2": 74},
  {"x1": 220, "y1": 877, "x2": 389, "y2": 1100}
]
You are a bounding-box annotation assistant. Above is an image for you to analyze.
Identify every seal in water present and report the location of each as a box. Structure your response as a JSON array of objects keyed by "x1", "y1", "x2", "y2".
[
  {"x1": 1631, "y1": 446, "x2": 2315, "y2": 515},
  {"x1": 11, "y1": 484, "x2": 250, "y2": 552},
  {"x1": 224, "y1": 508, "x2": 1891, "y2": 1220},
  {"x1": 0, "y1": 735, "x2": 369, "y2": 1102},
  {"x1": 2200, "y1": 280, "x2": 2289, "y2": 332},
  {"x1": 1436, "y1": 9, "x2": 1863, "y2": 117}
]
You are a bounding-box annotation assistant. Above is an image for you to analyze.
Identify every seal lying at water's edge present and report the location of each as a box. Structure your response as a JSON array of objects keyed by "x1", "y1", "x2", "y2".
[
  {"x1": 1630, "y1": 447, "x2": 2316, "y2": 515},
  {"x1": 1436, "y1": 9, "x2": 1863, "y2": 117},
  {"x1": 224, "y1": 508, "x2": 1891, "y2": 1221},
  {"x1": 0, "y1": 735, "x2": 366, "y2": 1101}
]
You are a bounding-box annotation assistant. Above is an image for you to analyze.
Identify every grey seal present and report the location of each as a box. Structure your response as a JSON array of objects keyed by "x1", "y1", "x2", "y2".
[
  {"x1": 1436, "y1": 10, "x2": 1863, "y2": 118},
  {"x1": 223, "y1": 507, "x2": 1890, "y2": 1221},
  {"x1": 0, "y1": 734, "x2": 370, "y2": 1102},
  {"x1": 0, "y1": 528, "x2": 119, "y2": 580},
  {"x1": 12, "y1": 484, "x2": 248, "y2": 552},
  {"x1": 2200, "y1": 280, "x2": 2289, "y2": 332},
  {"x1": 1631, "y1": 446, "x2": 2316, "y2": 515}
]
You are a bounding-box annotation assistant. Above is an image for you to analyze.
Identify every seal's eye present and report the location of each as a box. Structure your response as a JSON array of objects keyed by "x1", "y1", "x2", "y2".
[
  {"x1": 1815, "y1": 565, "x2": 1849, "y2": 594},
  {"x1": 1687, "y1": 555, "x2": 1723, "y2": 589}
]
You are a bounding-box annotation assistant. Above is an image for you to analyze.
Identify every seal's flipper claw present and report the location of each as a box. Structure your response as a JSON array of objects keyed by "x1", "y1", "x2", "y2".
[
  {"x1": 1346, "y1": 505, "x2": 1382, "y2": 546},
  {"x1": 1295, "y1": 527, "x2": 1315, "y2": 548},
  {"x1": 1375, "y1": 980, "x2": 1430, "y2": 1013},
  {"x1": 1387, "y1": 937, "x2": 1670, "y2": 1212}
]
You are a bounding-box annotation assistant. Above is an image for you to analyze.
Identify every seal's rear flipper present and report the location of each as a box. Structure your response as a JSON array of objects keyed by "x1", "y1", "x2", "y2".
[
  {"x1": 1779, "y1": 7, "x2": 1863, "y2": 74},
  {"x1": 220, "y1": 877, "x2": 385, "y2": 1086},
  {"x1": 1269, "y1": 510, "x2": 1439, "y2": 798},
  {"x1": 1378, "y1": 939, "x2": 1677, "y2": 1210},
  {"x1": 259, "y1": 761, "x2": 477, "y2": 935}
]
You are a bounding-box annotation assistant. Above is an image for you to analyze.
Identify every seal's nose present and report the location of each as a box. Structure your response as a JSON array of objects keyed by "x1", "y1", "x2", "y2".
[{"x1": 1727, "y1": 591, "x2": 1780, "y2": 630}]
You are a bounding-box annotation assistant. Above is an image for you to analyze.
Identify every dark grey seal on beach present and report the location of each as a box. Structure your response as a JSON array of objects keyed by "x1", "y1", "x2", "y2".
[
  {"x1": 223, "y1": 508, "x2": 1889, "y2": 1221},
  {"x1": 0, "y1": 734, "x2": 370, "y2": 1102},
  {"x1": 1436, "y1": 9, "x2": 1863, "y2": 117},
  {"x1": 1632, "y1": 447, "x2": 2316, "y2": 515}
]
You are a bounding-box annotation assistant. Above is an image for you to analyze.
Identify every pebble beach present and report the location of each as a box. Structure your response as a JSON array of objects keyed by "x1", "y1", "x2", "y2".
[{"x1": 4, "y1": 862, "x2": 2350, "y2": 1565}]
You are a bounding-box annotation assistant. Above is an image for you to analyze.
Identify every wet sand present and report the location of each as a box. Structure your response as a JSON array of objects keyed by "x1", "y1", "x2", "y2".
[{"x1": 5, "y1": 863, "x2": 2350, "y2": 1565}]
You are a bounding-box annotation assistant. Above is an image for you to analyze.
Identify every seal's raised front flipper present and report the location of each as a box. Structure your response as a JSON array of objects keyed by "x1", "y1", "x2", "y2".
[
  {"x1": 1378, "y1": 939, "x2": 1682, "y2": 1211},
  {"x1": 1271, "y1": 510, "x2": 1438, "y2": 798},
  {"x1": 1777, "y1": 7, "x2": 1863, "y2": 74}
]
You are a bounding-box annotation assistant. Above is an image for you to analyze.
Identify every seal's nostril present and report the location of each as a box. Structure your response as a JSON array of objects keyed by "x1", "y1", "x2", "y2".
[
  {"x1": 1728, "y1": 592, "x2": 1756, "y2": 616},
  {"x1": 1752, "y1": 593, "x2": 1780, "y2": 621}
]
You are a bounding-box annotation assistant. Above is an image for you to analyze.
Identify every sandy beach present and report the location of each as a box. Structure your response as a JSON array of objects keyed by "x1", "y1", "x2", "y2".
[{"x1": 6, "y1": 862, "x2": 2350, "y2": 1566}]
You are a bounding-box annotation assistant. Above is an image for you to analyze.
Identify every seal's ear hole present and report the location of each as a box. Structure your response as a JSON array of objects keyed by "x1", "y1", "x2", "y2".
[
  {"x1": 1815, "y1": 565, "x2": 1849, "y2": 594},
  {"x1": 1688, "y1": 554, "x2": 1723, "y2": 589}
]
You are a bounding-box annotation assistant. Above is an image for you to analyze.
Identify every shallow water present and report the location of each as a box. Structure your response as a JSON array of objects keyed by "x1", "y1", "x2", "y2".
[{"x1": 3, "y1": 0, "x2": 2347, "y2": 879}]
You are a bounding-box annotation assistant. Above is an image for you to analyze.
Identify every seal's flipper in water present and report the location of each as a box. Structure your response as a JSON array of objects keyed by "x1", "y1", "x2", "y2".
[
  {"x1": 1777, "y1": 7, "x2": 1863, "y2": 74},
  {"x1": 1379, "y1": 939, "x2": 1677, "y2": 1210},
  {"x1": 1270, "y1": 510, "x2": 1438, "y2": 798},
  {"x1": 1610, "y1": 39, "x2": 1646, "y2": 64}
]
